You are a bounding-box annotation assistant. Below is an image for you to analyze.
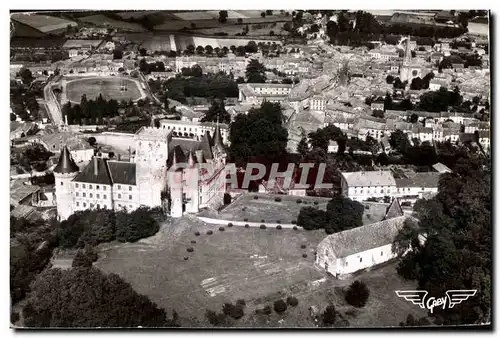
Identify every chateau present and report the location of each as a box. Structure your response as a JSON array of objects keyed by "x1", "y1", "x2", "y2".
[{"x1": 53, "y1": 123, "x2": 228, "y2": 220}]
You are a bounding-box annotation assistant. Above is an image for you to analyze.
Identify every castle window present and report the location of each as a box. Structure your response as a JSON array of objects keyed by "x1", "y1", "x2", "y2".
[
  {"x1": 83, "y1": 193, "x2": 86, "y2": 197},
  {"x1": 76, "y1": 202, "x2": 79, "y2": 207},
  {"x1": 75, "y1": 183, "x2": 79, "y2": 188},
  {"x1": 96, "y1": 185, "x2": 100, "y2": 190},
  {"x1": 103, "y1": 186, "x2": 106, "y2": 191},
  {"x1": 76, "y1": 192, "x2": 79, "y2": 197},
  {"x1": 129, "y1": 186, "x2": 132, "y2": 191},
  {"x1": 118, "y1": 204, "x2": 121, "y2": 208},
  {"x1": 89, "y1": 185, "x2": 93, "y2": 190},
  {"x1": 129, "y1": 195, "x2": 132, "y2": 200},
  {"x1": 97, "y1": 204, "x2": 100, "y2": 209},
  {"x1": 83, "y1": 184, "x2": 86, "y2": 189},
  {"x1": 60, "y1": 182, "x2": 63, "y2": 186},
  {"x1": 90, "y1": 193, "x2": 93, "y2": 198},
  {"x1": 359, "y1": 257, "x2": 363, "y2": 262},
  {"x1": 83, "y1": 202, "x2": 87, "y2": 207},
  {"x1": 90, "y1": 203, "x2": 94, "y2": 208},
  {"x1": 129, "y1": 205, "x2": 132, "y2": 208},
  {"x1": 117, "y1": 185, "x2": 121, "y2": 190},
  {"x1": 345, "y1": 261, "x2": 348, "y2": 267},
  {"x1": 104, "y1": 194, "x2": 107, "y2": 199},
  {"x1": 381, "y1": 251, "x2": 384, "y2": 256},
  {"x1": 103, "y1": 205, "x2": 107, "y2": 209},
  {"x1": 118, "y1": 194, "x2": 122, "y2": 199},
  {"x1": 97, "y1": 194, "x2": 100, "y2": 199}
]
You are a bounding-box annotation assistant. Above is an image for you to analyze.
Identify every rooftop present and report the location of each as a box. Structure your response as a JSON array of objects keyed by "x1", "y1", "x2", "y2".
[
  {"x1": 395, "y1": 172, "x2": 441, "y2": 188},
  {"x1": 342, "y1": 171, "x2": 396, "y2": 187}
]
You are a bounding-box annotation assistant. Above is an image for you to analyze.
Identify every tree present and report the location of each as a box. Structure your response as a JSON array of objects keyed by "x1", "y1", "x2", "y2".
[
  {"x1": 245, "y1": 41, "x2": 258, "y2": 54},
  {"x1": 201, "y1": 98, "x2": 231, "y2": 124},
  {"x1": 139, "y1": 48, "x2": 147, "y2": 56},
  {"x1": 386, "y1": 75, "x2": 395, "y2": 84},
  {"x1": 218, "y1": 10, "x2": 228, "y2": 23},
  {"x1": 261, "y1": 12, "x2": 266, "y2": 18},
  {"x1": 113, "y1": 49, "x2": 123, "y2": 59},
  {"x1": 400, "y1": 98, "x2": 414, "y2": 111},
  {"x1": 410, "y1": 113, "x2": 419, "y2": 123},
  {"x1": 19, "y1": 68, "x2": 34, "y2": 85},
  {"x1": 297, "y1": 207, "x2": 328, "y2": 230},
  {"x1": 71, "y1": 249, "x2": 95, "y2": 268},
  {"x1": 322, "y1": 304, "x2": 337, "y2": 326},
  {"x1": 372, "y1": 110, "x2": 384, "y2": 118},
  {"x1": 389, "y1": 130, "x2": 411, "y2": 153},
  {"x1": 325, "y1": 196, "x2": 364, "y2": 234},
  {"x1": 266, "y1": 10, "x2": 273, "y2": 15},
  {"x1": 196, "y1": 45, "x2": 205, "y2": 55},
  {"x1": 10, "y1": 113, "x2": 16, "y2": 121},
  {"x1": 383, "y1": 93, "x2": 393, "y2": 111},
  {"x1": 245, "y1": 59, "x2": 266, "y2": 83},
  {"x1": 345, "y1": 280, "x2": 370, "y2": 308},
  {"x1": 297, "y1": 133, "x2": 310, "y2": 158},
  {"x1": 237, "y1": 18, "x2": 243, "y2": 24},
  {"x1": 88, "y1": 137, "x2": 97, "y2": 146},
  {"x1": 115, "y1": 207, "x2": 160, "y2": 243},
  {"x1": 410, "y1": 77, "x2": 425, "y2": 90},
  {"x1": 205, "y1": 45, "x2": 213, "y2": 55},
  {"x1": 273, "y1": 299, "x2": 287, "y2": 313},
  {"x1": 23, "y1": 267, "x2": 168, "y2": 327}
]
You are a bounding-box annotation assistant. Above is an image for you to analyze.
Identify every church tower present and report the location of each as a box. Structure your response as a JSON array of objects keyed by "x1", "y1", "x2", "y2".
[
  {"x1": 400, "y1": 36, "x2": 412, "y2": 83},
  {"x1": 53, "y1": 146, "x2": 79, "y2": 220}
]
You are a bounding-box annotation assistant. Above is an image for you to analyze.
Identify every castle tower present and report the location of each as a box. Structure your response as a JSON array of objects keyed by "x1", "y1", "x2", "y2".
[
  {"x1": 210, "y1": 119, "x2": 227, "y2": 210},
  {"x1": 184, "y1": 150, "x2": 200, "y2": 214},
  {"x1": 212, "y1": 117, "x2": 227, "y2": 165},
  {"x1": 134, "y1": 127, "x2": 170, "y2": 209},
  {"x1": 53, "y1": 146, "x2": 79, "y2": 220}
]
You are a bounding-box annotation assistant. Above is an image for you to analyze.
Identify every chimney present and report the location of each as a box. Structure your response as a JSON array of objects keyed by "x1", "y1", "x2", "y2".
[
  {"x1": 94, "y1": 157, "x2": 98, "y2": 176},
  {"x1": 118, "y1": 154, "x2": 122, "y2": 161}
]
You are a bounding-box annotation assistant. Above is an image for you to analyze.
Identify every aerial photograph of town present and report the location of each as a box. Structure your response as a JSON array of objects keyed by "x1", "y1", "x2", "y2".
[{"x1": 9, "y1": 9, "x2": 491, "y2": 329}]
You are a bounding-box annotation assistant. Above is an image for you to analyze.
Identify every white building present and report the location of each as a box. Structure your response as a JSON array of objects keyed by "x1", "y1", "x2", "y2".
[
  {"x1": 340, "y1": 171, "x2": 397, "y2": 202},
  {"x1": 394, "y1": 172, "x2": 440, "y2": 204},
  {"x1": 316, "y1": 213, "x2": 411, "y2": 279},
  {"x1": 159, "y1": 119, "x2": 229, "y2": 144}
]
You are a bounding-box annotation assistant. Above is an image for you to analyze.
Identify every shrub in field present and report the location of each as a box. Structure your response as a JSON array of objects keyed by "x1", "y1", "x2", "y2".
[
  {"x1": 245, "y1": 224, "x2": 249, "y2": 228},
  {"x1": 293, "y1": 226, "x2": 298, "y2": 230},
  {"x1": 184, "y1": 256, "x2": 189, "y2": 260},
  {"x1": 205, "y1": 310, "x2": 228, "y2": 326},
  {"x1": 296, "y1": 199, "x2": 302, "y2": 204},
  {"x1": 276, "y1": 220, "x2": 281, "y2": 224},
  {"x1": 322, "y1": 304, "x2": 337, "y2": 326},
  {"x1": 345, "y1": 280, "x2": 370, "y2": 308},
  {"x1": 314, "y1": 201, "x2": 319, "y2": 205},
  {"x1": 274, "y1": 299, "x2": 287, "y2": 313},
  {"x1": 286, "y1": 296, "x2": 298, "y2": 307},
  {"x1": 219, "y1": 227, "x2": 225, "y2": 232},
  {"x1": 236, "y1": 299, "x2": 246, "y2": 307},
  {"x1": 260, "y1": 224, "x2": 266, "y2": 229},
  {"x1": 191, "y1": 240, "x2": 196, "y2": 244},
  {"x1": 253, "y1": 196, "x2": 258, "y2": 200},
  {"x1": 300, "y1": 244, "x2": 307, "y2": 249},
  {"x1": 228, "y1": 223, "x2": 233, "y2": 227},
  {"x1": 244, "y1": 218, "x2": 248, "y2": 222},
  {"x1": 275, "y1": 197, "x2": 282, "y2": 202},
  {"x1": 11, "y1": 311, "x2": 20, "y2": 324},
  {"x1": 72, "y1": 249, "x2": 94, "y2": 268},
  {"x1": 276, "y1": 225, "x2": 282, "y2": 230},
  {"x1": 261, "y1": 219, "x2": 265, "y2": 223},
  {"x1": 223, "y1": 193, "x2": 232, "y2": 205},
  {"x1": 195, "y1": 231, "x2": 200, "y2": 236},
  {"x1": 222, "y1": 303, "x2": 244, "y2": 319},
  {"x1": 187, "y1": 247, "x2": 194, "y2": 252},
  {"x1": 302, "y1": 253, "x2": 308, "y2": 258},
  {"x1": 207, "y1": 230, "x2": 213, "y2": 235},
  {"x1": 292, "y1": 220, "x2": 297, "y2": 224}
]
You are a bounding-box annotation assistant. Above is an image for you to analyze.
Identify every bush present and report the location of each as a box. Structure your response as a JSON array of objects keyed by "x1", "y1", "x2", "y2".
[
  {"x1": 260, "y1": 224, "x2": 266, "y2": 229},
  {"x1": 275, "y1": 197, "x2": 282, "y2": 202},
  {"x1": 276, "y1": 220, "x2": 281, "y2": 224},
  {"x1": 184, "y1": 256, "x2": 189, "y2": 260},
  {"x1": 244, "y1": 218, "x2": 248, "y2": 222},
  {"x1": 286, "y1": 296, "x2": 299, "y2": 307},
  {"x1": 236, "y1": 299, "x2": 246, "y2": 307},
  {"x1": 296, "y1": 199, "x2": 302, "y2": 204},
  {"x1": 276, "y1": 225, "x2": 282, "y2": 230},
  {"x1": 322, "y1": 304, "x2": 337, "y2": 326},
  {"x1": 207, "y1": 230, "x2": 213, "y2": 235},
  {"x1": 191, "y1": 240, "x2": 196, "y2": 244},
  {"x1": 222, "y1": 303, "x2": 245, "y2": 319},
  {"x1": 302, "y1": 253, "x2": 308, "y2": 258},
  {"x1": 219, "y1": 227, "x2": 225, "y2": 232},
  {"x1": 187, "y1": 247, "x2": 194, "y2": 252},
  {"x1": 273, "y1": 299, "x2": 287, "y2": 313},
  {"x1": 293, "y1": 226, "x2": 298, "y2": 230},
  {"x1": 223, "y1": 193, "x2": 232, "y2": 205},
  {"x1": 261, "y1": 219, "x2": 265, "y2": 223},
  {"x1": 115, "y1": 207, "x2": 160, "y2": 243},
  {"x1": 72, "y1": 250, "x2": 93, "y2": 268},
  {"x1": 345, "y1": 280, "x2": 370, "y2": 308},
  {"x1": 314, "y1": 201, "x2": 319, "y2": 205},
  {"x1": 195, "y1": 231, "x2": 200, "y2": 236},
  {"x1": 245, "y1": 224, "x2": 249, "y2": 228},
  {"x1": 292, "y1": 220, "x2": 297, "y2": 224},
  {"x1": 300, "y1": 244, "x2": 307, "y2": 249},
  {"x1": 228, "y1": 223, "x2": 233, "y2": 227},
  {"x1": 253, "y1": 196, "x2": 258, "y2": 200},
  {"x1": 205, "y1": 310, "x2": 228, "y2": 326}
]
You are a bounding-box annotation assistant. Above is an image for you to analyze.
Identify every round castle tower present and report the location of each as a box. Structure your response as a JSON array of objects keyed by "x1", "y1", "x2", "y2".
[{"x1": 53, "y1": 146, "x2": 79, "y2": 221}]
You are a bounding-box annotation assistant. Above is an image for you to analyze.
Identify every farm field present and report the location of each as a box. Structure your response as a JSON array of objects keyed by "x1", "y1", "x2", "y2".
[
  {"x1": 64, "y1": 77, "x2": 145, "y2": 103},
  {"x1": 93, "y1": 215, "x2": 426, "y2": 327},
  {"x1": 78, "y1": 14, "x2": 146, "y2": 32},
  {"x1": 11, "y1": 13, "x2": 77, "y2": 33}
]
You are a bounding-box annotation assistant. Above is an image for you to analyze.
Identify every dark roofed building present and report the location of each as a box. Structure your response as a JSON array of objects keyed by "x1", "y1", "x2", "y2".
[
  {"x1": 106, "y1": 161, "x2": 136, "y2": 185},
  {"x1": 73, "y1": 157, "x2": 113, "y2": 185},
  {"x1": 53, "y1": 146, "x2": 79, "y2": 174}
]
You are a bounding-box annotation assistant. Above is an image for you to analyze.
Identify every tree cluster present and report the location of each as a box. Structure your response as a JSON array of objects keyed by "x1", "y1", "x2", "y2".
[
  {"x1": 245, "y1": 59, "x2": 267, "y2": 83},
  {"x1": 23, "y1": 267, "x2": 170, "y2": 327},
  {"x1": 394, "y1": 154, "x2": 491, "y2": 325},
  {"x1": 297, "y1": 195, "x2": 364, "y2": 234},
  {"x1": 201, "y1": 98, "x2": 231, "y2": 124},
  {"x1": 163, "y1": 73, "x2": 239, "y2": 103},
  {"x1": 229, "y1": 102, "x2": 288, "y2": 166},
  {"x1": 62, "y1": 94, "x2": 120, "y2": 126},
  {"x1": 345, "y1": 280, "x2": 370, "y2": 308},
  {"x1": 16, "y1": 144, "x2": 54, "y2": 172},
  {"x1": 57, "y1": 207, "x2": 164, "y2": 249}
]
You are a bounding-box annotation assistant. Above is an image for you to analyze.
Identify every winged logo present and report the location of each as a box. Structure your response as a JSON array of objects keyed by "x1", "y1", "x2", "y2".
[
  {"x1": 446, "y1": 290, "x2": 477, "y2": 308},
  {"x1": 395, "y1": 290, "x2": 428, "y2": 308}
]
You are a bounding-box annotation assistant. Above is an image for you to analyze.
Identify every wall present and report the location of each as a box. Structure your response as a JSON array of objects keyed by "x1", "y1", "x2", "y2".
[
  {"x1": 197, "y1": 216, "x2": 299, "y2": 229},
  {"x1": 87, "y1": 132, "x2": 136, "y2": 153}
]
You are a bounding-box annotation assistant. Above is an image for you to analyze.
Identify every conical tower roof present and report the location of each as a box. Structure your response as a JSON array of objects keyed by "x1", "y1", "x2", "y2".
[
  {"x1": 53, "y1": 146, "x2": 79, "y2": 174},
  {"x1": 213, "y1": 118, "x2": 226, "y2": 155},
  {"x1": 187, "y1": 149, "x2": 197, "y2": 167}
]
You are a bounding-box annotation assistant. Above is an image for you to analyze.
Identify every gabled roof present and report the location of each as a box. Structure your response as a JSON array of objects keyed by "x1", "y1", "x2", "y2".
[
  {"x1": 384, "y1": 198, "x2": 404, "y2": 220},
  {"x1": 322, "y1": 216, "x2": 408, "y2": 258},
  {"x1": 341, "y1": 171, "x2": 396, "y2": 187},
  {"x1": 73, "y1": 157, "x2": 112, "y2": 185},
  {"x1": 106, "y1": 161, "x2": 136, "y2": 185},
  {"x1": 53, "y1": 146, "x2": 79, "y2": 174}
]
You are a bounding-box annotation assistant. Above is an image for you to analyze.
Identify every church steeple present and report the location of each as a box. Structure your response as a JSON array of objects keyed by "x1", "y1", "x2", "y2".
[
  {"x1": 404, "y1": 35, "x2": 412, "y2": 64},
  {"x1": 213, "y1": 114, "x2": 226, "y2": 156}
]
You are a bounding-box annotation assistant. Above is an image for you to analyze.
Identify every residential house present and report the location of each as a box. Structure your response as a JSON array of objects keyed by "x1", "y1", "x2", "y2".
[{"x1": 340, "y1": 171, "x2": 397, "y2": 202}]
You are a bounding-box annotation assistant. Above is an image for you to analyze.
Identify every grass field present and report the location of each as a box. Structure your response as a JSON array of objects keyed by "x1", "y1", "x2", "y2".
[
  {"x1": 65, "y1": 77, "x2": 144, "y2": 103},
  {"x1": 93, "y1": 215, "x2": 426, "y2": 327},
  {"x1": 210, "y1": 193, "x2": 389, "y2": 226}
]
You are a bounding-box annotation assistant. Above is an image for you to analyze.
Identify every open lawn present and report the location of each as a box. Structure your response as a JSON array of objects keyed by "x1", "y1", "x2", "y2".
[
  {"x1": 65, "y1": 77, "x2": 145, "y2": 103},
  {"x1": 92, "y1": 215, "x2": 426, "y2": 327}
]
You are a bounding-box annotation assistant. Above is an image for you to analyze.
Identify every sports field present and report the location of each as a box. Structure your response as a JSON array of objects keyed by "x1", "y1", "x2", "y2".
[{"x1": 65, "y1": 77, "x2": 145, "y2": 103}]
